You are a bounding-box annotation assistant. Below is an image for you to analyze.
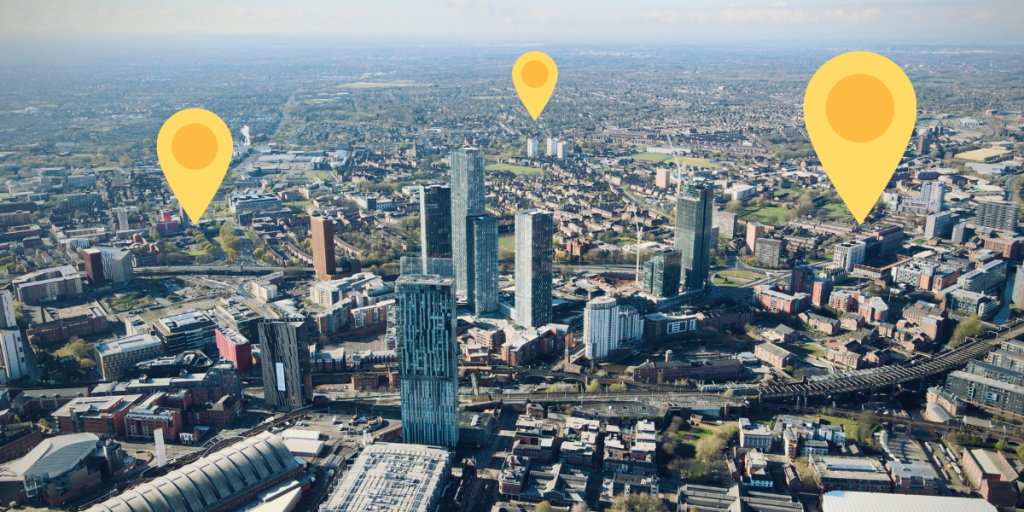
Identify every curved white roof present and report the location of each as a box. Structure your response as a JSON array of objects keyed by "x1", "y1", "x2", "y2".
[
  {"x1": 85, "y1": 434, "x2": 298, "y2": 512},
  {"x1": 823, "y1": 491, "x2": 997, "y2": 512}
]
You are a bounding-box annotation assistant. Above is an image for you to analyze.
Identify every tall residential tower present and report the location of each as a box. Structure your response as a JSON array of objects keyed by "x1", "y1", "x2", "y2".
[
  {"x1": 420, "y1": 185, "x2": 452, "y2": 262},
  {"x1": 450, "y1": 148, "x2": 486, "y2": 297},
  {"x1": 396, "y1": 258, "x2": 459, "y2": 448},
  {"x1": 515, "y1": 209, "x2": 554, "y2": 327},
  {"x1": 311, "y1": 214, "x2": 337, "y2": 281}
]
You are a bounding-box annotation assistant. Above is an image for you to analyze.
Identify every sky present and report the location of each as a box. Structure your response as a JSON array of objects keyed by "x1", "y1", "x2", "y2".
[{"x1": 0, "y1": 0, "x2": 1022, "y2": 45}]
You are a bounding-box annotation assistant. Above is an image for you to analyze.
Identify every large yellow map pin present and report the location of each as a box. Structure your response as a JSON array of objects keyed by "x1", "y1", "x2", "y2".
[
  {"x1": 513, "y1": 51, "x2": 558, "y2": 120},
  {"x1": 804, "y1": 51, "x2": 916, "y2": 224},
  {"x1": 156, "y1": 109, "x2": 232, "y2": 224}
]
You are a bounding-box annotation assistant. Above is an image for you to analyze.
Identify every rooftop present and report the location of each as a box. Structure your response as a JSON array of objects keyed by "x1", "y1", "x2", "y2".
[
  {"x1": 95, "y1": 333, "x2": 163, "y2": 357},
  {"x1": 1, "y1": 433, "x2": 99, "y2": 478},
  {"x1": 321, "y1": 443, "x2": 451, "y2": 512},
  {"x1": 822, "y1": 491, "x2": 995, "y2": 512}
]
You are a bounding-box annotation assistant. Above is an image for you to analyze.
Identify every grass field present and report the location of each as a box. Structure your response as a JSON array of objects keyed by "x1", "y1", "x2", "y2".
[
  {"x1": 817, "y1": 415, "x2": 861, "y2": 442},
  {"x1": 499, "y1": 236, "x2": 515, "y2": 251},
  {"x1": 631, "y1": 153, "x2": 721, "y2": 169},
  {"x1": 336, "y1": 82, "x2": 419, "y2": 89},
  {"x1": 822, "y1": 202, "x2": 853, "y2": 220},
  {"x1": 93, "y1": 166, "x2": 117, "y2": 172},
  {"x1": 486, "y1": 163, "x2": 546, "y2": 176},
  {"x1": 712, "y1": 276, "x2": 742, "y2": 287},
  {"x1": 302, "y1": 171, "x2": 331, "y2": 179},
  {"x1": 740, "y1": 206, "x2": 789, "y2": 224},
  {"x1": 719, "y1": 270, "x2": 762, "y2": 280},
  {"x1": 780, "y1": 342, "x2": 825, "y2": 358},
  {"x1": 186, "y1": 249, "x2": 206, "y2": 256}
]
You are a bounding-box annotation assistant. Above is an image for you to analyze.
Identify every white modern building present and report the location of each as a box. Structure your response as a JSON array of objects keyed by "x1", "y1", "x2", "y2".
[
  {"x1": 556, "y1": 141, "x2": 568, "y2": 158},
  {"x1": 833, "y1": 240, "x2": 866, "y2": 272},
  {"x1": 527, "y1": 138, "x2": 539, "y2": 158},
  {"x1": 0, "y1": 291, "x2": 27, "y2": 382},
  {"x1": 546, "y1": 137, "x2": 558, "y2": 157},
  {"x1": 584, "y1": 296, "x2": 619, "y2": 360}
]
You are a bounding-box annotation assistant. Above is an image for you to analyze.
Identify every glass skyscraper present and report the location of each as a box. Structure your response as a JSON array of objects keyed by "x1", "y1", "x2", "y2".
[
  {"x1": 515, "y1": 209, "x2": 553, "y2": 327},
  {"x1": 450, "y1": 148, "x2": 486, "y2": 297},
  {"x1": 641, "y1": 247, "x2": 681, "y2": 297},
  {"x1": 466, "y1": 214, "x2": 498, "y2": 315},
  {"x1": 420, "y1": 185, "x2": 452, "y2": 263},
  {"x1": 396, "y1": 257, "x2": 459, "y2": 448},
  {"x1": 674, "y1": 181, "x2": 713, "y2": 291}
]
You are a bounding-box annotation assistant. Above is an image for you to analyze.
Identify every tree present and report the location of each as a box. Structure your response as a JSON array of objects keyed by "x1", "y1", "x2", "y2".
[
  {"x1": 857, "y1": 411, "x2": 880, "y2": 445},
  {"x1": 725, "y1": 200, "x2": 743, "y2": 214},
  {"x1": 996, "y1": 440, "x2": 1009, "y2": 452},
  {"x1": 585, "y1": 378, "x2": 602, "y2": 393},
  {"x1": 611, "y1": 492, "x2": 667, "y2": 512},
  {"x1": 609, "y1": 383, "x2": 627, "y2": 392},
  {"x1": 695, "y1": 434, "x2": 727, "y2": 462},
  {"x1": 951, "y1": 314, "x2": 984, "y2": 348},
  {"x1": 571, "y1": 503, "x2": 590, "y2": 512},
  {"x1": 535, "y1": 502, "x2": 553, "y2": 512},
  {"x1": 1016, "y1": 445, "x2": 1024, "y2": 461}
]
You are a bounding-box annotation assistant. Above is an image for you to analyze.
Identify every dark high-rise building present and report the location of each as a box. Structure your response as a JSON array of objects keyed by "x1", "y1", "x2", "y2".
[
  {"x1": 674, "y1": 181, "x2": 714, "y2": 290},
  {"x1": 396, "y1": 258, "x2": 459, "y2": 448},
  {"x1": 466, "y1": 214, "x2": 498, "y2": 315},
  {"x1": 311, "y1": 215, "x2": 337, "y2": 281},
  {"x1": 81, "y1": 247, "x2": 134, "y2": 287},
  {"x1": 515, "y1": 209, "x2": 553, "y2": 327},
  {"x1": 450, "y1": 148, "x2": 486, "y2": 297},
  {"x1": 642, "y1": 248, "x2": 681, "y2": 298},
  {"x1": 420, "y1": 185, "x2": 452, "y2": 261},
  {"x1": 259, "y1": 320, "x2": 312, "y2": 411}
]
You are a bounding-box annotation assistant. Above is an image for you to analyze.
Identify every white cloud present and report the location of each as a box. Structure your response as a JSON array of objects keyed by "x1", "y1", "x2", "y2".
[
  {"x1": 823, "y1": 8, "x2": 880, "y2": 23},
  {"x1": 773, "y1": 0, "x2": 788, "y2": 6}
]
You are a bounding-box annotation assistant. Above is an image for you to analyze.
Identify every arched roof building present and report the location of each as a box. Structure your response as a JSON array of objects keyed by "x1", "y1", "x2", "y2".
[{"x1": 85, "y1": 434, "x2": 300, "y2": 512}]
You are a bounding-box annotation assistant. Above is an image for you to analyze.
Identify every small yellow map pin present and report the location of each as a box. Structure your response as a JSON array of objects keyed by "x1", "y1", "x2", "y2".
[
  {"x1": 156, "y1": 108, "x2": 232, "y2": 224},
  {"x1": 513, "y1": 51, "x2": 558, "y2": 120},
  {"x1": 804, "y1": 51, "x2": 916, "y2": 224}
]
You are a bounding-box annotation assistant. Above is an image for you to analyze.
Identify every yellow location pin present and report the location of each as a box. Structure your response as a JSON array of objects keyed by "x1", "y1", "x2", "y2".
[
  {"x1": 156, "y1": 108, "x2": 232, "y2": 224},
  {"x1": 804, "y1": 51, "x2": 916, "y2": 224},
  {"x1": 513, "y1": 51, "x2": 558, "y2": 120}
]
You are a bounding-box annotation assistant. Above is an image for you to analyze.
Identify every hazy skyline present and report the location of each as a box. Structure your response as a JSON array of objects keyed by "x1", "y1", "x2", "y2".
[{"x1": 1, "y1": 0, "x2": 1022, "y2": 45}]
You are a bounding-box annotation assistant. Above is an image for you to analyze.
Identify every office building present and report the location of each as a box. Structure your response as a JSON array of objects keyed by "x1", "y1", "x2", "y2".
[
  {"x1": 738, "y1": 418, "x2": 773, "y2": 450},
  {"x1": 546, "y1": 138, "x2": 557, "y2": 157},
  {"x1": 527, "y1": 138, "x2": 539, "y2": 157},
  {"x1": 83, "y1": 434, "x2": 302, "y2": 512},
  {"x1": 450, "y1": 147, "x2": 486, "y2": 297},
  {"x1": 584, "y1": 296, "x2": 619, "y2": 360},
  {"x1": 154, "y1": 310, "x2": 217, "y2": 353},
  {"x1": 52, "y1": 395, "x2": 143, "y2": 438},
  {"x1": 321, "y1": 444, "x2": 451, "y2": 512},
  {"x1": 833, "y1": 240, "x2": 866, "y2": 272},
  {"x1": 396, "y1": 258, "x2": 459, "y2": 448},
  {"x1": 81, "y1": 247, "x2": 134, "y2": 287},
  {"x1": 259, "y1": 320, "x2": 312, "y2": 411},
  {"x1": 311, "y1": 214, "x2": 337, "y2": 281},
  {"x1": 515, "y1": 209, "x2": 554, "y2": 327},
  {"x1": 466, "y1": 214, "x2": 498, "y2": 315},
  {"x1": 420, "y1": 185, "x2": 452, "y2": 262},
  {"x1": 12, "y1": 266, "x2": 83, "y2": 305},
  {"x1": 124, "y1": 393, "x2": 182, "y2": 441},
  {"x1": 675, "y1": 181, "x2": 714, "y2": 290},
  {"x1": 957, "y1": 259, "x2": 1006, "y2": 295},
  {"x1": 976, "y1": 200, "x2": 1019, "y2": 232},
  {"x1": 94, "y1": 333, "x2": 166, "y2": 381},
  {"x1": 641, "y1": 248, "x2": 681, "y2": 298},
  {"x1": 229, "y1": 189, "x2": 282, "y2": 213},
  {"x1": 952, "y1": 221, "x2": 973, "y2": 244},
  {"x1": 925, "y1": 212, "x2": 954, "y2": 239},
  {"x1": 811, "y1": 456, "x2": 892, "y2": 493}
]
